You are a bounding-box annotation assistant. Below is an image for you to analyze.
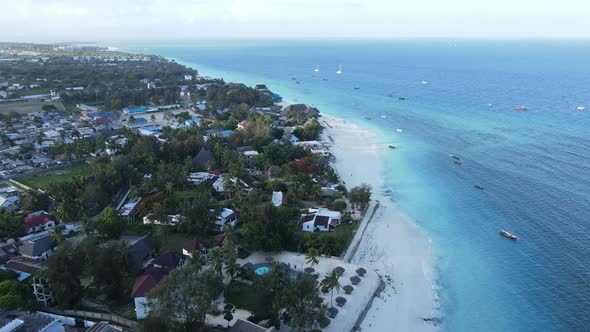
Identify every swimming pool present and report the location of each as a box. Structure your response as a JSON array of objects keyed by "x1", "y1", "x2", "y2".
[{"x1": 255, "y1": 266, "x2": 270, "y2": 275}]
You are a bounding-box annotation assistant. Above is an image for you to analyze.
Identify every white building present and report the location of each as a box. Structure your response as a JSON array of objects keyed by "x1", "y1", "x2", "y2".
[
  {"x1": 143, "y1": 214, "x2": 185, "y2": 226},
  {"x1": 271, "y1": 191, "x2": 286, "y2": 207},
  {"x1": 187, "y1": 172, "x2": 214, "y2": 186},
  {"x1": 301, "y1": 208, "x2": 342, "y2": 232},
  {"x1": 215, "y1": 208, "x2": 238, "y2": 231}
]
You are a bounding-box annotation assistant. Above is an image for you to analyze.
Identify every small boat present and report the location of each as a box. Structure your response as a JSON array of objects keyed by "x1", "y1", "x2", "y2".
[
  {"x1": 388, "y1": 145, "x2": 396, "y2": 149},
  {"x1": 396, "y1": 128, "x2": 403, "y2": 132},
  {"x1": 365, "y1": 116, "x2": 372, "y2": 120},
  {"x1": 421, "y1": 80, "x2": 429, "y2": 85},
  {"x1": 314, "y1": 65, "x2": 319, "y2": 73},
  {"x1": 380, "y1": 115, "x2": 387, "y2": 119},
  {"x1": 336, "y1": 64, "x2": 343, "y2": 75},
  {"x1": 514, "y1": 105, "x2": 528, "y2": 111},
  {"x1": 449, "y1": 154, "x2": 460, "y2": 160},
  {"x1": 322, "y1": 78, "x2": 328, "y2": 81},
  {"x1": 291, "y1": 77, "x2": 297, "y2": 80},
  {"x1": 474, "y1": 184, "x2": 484, "y2": 190},
  {"x1": 399, "y1": 97, "x2": 406, "y2": 100},
  {"x1": 454, "y1": 161, "x2": 462, "y2": 165},
  {"x1": 354, "y1": 86, "x2": 360, "y2": 90},
  {"x1": 500, "y1": 230, "x2": 518, "y2": 240},
  {"x1": 487, "y1": 103, "x2": 493, "y2": 107},
  {"x1": 577, "y1": 106, "x2": 586, "y2": 111}
]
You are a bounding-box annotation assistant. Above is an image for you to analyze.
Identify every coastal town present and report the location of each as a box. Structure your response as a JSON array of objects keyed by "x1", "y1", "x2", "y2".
[{"x1": 0, "y1": 42, "x2": 377, "y2": 332}]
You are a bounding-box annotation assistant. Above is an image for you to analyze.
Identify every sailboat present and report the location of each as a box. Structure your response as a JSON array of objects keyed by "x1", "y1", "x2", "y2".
[
  {"x1": 336, "y1": 64, "x2": 343, "y2": 75},
  {"x1": 314, "y1": 65, "x2": 319, "y2": 73}
]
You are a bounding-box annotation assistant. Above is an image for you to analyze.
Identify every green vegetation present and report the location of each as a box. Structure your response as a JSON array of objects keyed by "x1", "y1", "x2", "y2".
[{"x1": 18, "y1": 162, "x2": 95, "y2": 190}]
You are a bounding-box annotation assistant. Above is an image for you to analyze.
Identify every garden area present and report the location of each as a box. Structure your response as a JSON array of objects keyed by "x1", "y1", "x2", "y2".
[{"x1": 17, "y1": 162, "x2": 95, "y2": 190}]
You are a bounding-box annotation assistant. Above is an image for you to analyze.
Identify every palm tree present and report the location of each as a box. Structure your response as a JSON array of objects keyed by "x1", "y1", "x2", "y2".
[
  {"x1": 208, "y1": 247, "x2": 224, "y2": 276},
  {"x1": 163, "y1": 182, "x2": 174, "y2": 198},
  {"x1": 305, "y1": 247, "x2": 319, "y2": 267},
  {"x1": 321, "y1": 270, "x2": 342, "y2": 307},
  {"x1": 50, "y1": 224, "x2": 66, "y2": 245}
]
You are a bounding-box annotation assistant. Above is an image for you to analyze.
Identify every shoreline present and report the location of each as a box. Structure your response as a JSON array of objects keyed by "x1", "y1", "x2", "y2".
[
  {"x1": 149, "y1": 54, "x2": 441, "y2": 330},
  {"x1": 321, "y1": 114, "x2": 440, "y2": 332}
]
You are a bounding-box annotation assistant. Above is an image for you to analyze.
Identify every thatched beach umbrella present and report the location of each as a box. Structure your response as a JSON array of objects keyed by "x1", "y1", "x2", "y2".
[
  {"x1": 242, "y1": 262, "x2": 254, "y2": 270},
  {"x1": 335, "y1": 296, "x2": 347, "y2": 307},
  {"x1": 304, "y1": 267, "x2": 315, "y2": 274},
  {"x1": 333, "y1": 266, "x2": 345, "y2": 276},
  {"x1": 356, "y1": 267, "x2": 367, "y2": 277},
  {"x1": 350, "y1": 276, "x2": 361, "y2": 285},
  {"x1": 327, "y1": 307, "x2": 339, "y2": 318},
  {"x1": 343, "y1": 285, "x2": 354, "y2": 294}
]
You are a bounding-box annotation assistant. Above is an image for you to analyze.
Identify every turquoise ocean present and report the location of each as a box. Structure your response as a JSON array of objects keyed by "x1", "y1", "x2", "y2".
[{"x1": 121, "y1": 40, "x2": 590, "y2": 331}]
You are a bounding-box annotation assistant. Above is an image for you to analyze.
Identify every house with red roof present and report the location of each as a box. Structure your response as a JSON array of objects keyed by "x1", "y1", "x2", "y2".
[
  {"x1": 301, "y1": 208, "x2": 341, "y2": 232},
  {"x1": 131, "y1": 250, "x2": 185, "y2": 319},
  {"x1": 182, "y1": 239, "x2": 209, "y2": 258},
  {"x1": 23, "y1": 211, "x2": 56, "y2": 234},
  {"x1": 131, "y1": 267, "x2": 167, "y2": 319}
]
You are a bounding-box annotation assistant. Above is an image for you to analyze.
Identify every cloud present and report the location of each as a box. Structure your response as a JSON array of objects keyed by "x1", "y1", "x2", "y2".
[{"x1": 0, "y1": 0, "x2": 588, "y2": 41}]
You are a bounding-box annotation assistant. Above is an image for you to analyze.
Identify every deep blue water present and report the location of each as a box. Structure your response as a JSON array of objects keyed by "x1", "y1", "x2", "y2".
[{"x1": 121, "y1": 40, "x2": 590, "y2": 331}]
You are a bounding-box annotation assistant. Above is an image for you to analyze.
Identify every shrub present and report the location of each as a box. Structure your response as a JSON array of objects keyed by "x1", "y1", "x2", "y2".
[{"x1": 332, "y1": 200, "x2": 347, "y2": 212}]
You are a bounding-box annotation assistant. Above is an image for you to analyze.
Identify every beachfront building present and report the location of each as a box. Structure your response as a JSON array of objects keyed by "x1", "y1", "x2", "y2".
[
  {"x1": 294, "y1": 141, "x2": 331, "y2": 158},
  {"x1": 301, "y1": 208, "x2": 342, "y2": 232}
]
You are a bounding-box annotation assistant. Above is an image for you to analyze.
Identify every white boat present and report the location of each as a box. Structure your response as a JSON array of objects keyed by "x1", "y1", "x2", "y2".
[
  {"x1": 515, "y1": 105, "x2": 528, "y2": 111},
  {"x1": 314, "y1": 65, "x2": 319, "y2": 73},
  {"x1": 380, "y1": 115, "x2": 387, "y2": 119},
  {"x1": 577, "y1": 106, "x2": 586, "y2": 111},
  {"x1": 336, "y1": 64, "x2": 343, "y2": 75},
  {"x1": 396, "y1": 128, "x2": 403, "y2": 132},
  {"x1": 487, "y1": 103, "x2": 493, "y2": 107},
  {"x1": 421, "y1": 80, "x2": 429, "y2": 85}
]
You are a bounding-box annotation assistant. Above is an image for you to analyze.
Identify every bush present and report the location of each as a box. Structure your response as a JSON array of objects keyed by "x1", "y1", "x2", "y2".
[{"x1": 332, "y1": 200, "x2": 347, "y2": 212}]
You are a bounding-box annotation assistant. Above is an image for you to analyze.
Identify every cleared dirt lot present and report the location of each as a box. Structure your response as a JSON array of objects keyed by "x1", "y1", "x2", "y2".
[{"x1": 0, "y1": 100, "x2": 65, "y2": 114}]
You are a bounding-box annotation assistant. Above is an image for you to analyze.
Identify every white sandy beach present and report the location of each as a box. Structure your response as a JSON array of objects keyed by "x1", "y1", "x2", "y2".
[{"x1": 322, "y1": 115, "x2": 440, "y2": 332}]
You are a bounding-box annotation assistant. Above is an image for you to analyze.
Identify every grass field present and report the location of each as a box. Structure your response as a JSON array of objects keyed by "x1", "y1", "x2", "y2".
[
  {"x1": 0, "y1": 100, "x2": 65, "y2": 114},
  {"x1": 18, "y1": 163, "x2": 95, "y2": 190}
]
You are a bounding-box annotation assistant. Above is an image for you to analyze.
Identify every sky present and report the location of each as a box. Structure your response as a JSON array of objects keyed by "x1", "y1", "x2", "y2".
[{"x1": 1, "y1": 0, "x2": 589, "y2": 41}]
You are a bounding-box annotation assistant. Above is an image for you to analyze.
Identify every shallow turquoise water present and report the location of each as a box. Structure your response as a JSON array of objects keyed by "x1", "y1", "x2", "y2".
[{"x1": 121, "y1": 40, "x2": 590, "y2": 331}]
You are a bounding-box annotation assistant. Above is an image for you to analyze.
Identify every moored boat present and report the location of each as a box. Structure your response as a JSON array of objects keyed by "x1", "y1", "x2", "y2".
[
  {"x1": 515, "y1": 105, "x2": 528, "y2": 111},
  {"x1": 449, "y1": 154, "x2": 460, "y2": 160},
  {"x1": 474, "y1": 184, "x2": 484, "y2": 190},
  {"x1": 500, "y1": 230, "x2": 518, "y2": 240},
  {"x1": 388, "y1": 145, "x2": 396, "y2": 149},
  {"x1": 577, "y1": 106, "x2": 586, "y2": 111}
]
